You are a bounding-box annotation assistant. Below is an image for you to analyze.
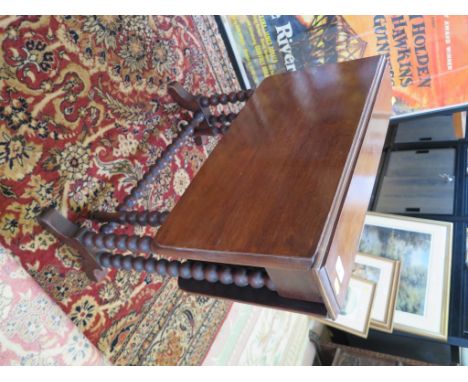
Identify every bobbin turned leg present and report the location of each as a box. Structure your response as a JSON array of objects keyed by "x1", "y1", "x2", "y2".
[
  {"x1": 198, "y1": 89, "x2": 254, "y2": 108},
  {"x1": 196, "y1": 90, "x2": 253, "y2": 144},
  {"x1": 37, "y1": 208, "x2": 107, "y2": 282},
  {"x1": 99, "y1": 111, "x2": 205, "y2": 235},
  {"x1": 168, "y1": 81, "x2": 254, "y2": 145},
  {"x1": 92, "y1": 251, "x2": 276, "y2": 291},
  {"x1": 78, "y1": 229, "x2": 276, "y2": 290},
  {"x1": 167, "y1": 82, "x2": 254, "y2": 112},
  {"x1": 38, "y1": 208, "x2": 277, "y2": 291},
  {"x1": 91, "y1": 210, "x2": 169, "y2": 227}
]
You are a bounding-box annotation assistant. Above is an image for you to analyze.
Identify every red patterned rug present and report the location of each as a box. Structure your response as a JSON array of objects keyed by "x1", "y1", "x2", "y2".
[{"x1": 0, "y1": 15, "x2": 239, "y2": 365}]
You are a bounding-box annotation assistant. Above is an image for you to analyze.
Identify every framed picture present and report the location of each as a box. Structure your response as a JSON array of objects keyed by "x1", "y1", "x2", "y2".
[
  {"x1": 352, "y1": 253, "x2": 401, "y2": 333},
  {"x1": 313, "y1": 277, "x2": 376, "y2": 338},
  {"x1": 358, "y1": 212, "x2": 452, "y2": 340},
  {"x1": 217, "y1": 16, "x2": 253, "y2": 89}
]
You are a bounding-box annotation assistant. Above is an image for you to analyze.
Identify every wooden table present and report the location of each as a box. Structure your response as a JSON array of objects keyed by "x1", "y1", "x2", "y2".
[{"x1": 154, "y1": 56, "x2": 392, "y2": 319}]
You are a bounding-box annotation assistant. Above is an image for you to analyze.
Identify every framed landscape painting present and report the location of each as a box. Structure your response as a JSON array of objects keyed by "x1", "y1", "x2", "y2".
[
  {"x1": 358, "y1": 212, "x2": 452, "y2": 340},
  {"x1": 353, "y1": 253, "x2": 401, "y2": 333},
  {"x1": 313, "y1": 277, "x2": 376, "y2": 338}
]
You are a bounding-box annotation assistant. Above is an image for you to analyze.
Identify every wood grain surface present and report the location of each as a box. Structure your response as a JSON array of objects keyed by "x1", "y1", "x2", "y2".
[{"x1": 156, "y1": 56, "x2": 391, "y2": 317}]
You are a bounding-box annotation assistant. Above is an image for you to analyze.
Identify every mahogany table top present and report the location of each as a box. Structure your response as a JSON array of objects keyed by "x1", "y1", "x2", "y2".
[{"x1": 155, "y1": 56, "x2": 388, "y2": 272}]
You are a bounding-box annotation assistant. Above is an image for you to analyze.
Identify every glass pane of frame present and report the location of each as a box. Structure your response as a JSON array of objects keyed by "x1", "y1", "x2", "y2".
[{"x1": 395, "y1": 115, "x2": 457, "y2": 143}]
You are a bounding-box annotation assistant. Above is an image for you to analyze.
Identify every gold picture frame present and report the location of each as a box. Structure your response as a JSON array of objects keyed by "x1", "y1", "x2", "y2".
[
  {"x1": 312, "y1": 276, "x2": 376, "y2": 338},
  {"x1": 353, "y1": 253, "x2": 401, "y2": 333},
  {"x1": 358, "y1": 212, "x2": 452, "y2": 341}
]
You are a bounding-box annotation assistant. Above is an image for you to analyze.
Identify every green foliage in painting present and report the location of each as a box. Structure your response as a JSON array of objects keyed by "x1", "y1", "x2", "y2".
[{"x1": 359, "y1": 225, "x2": 430, "y2": 316}]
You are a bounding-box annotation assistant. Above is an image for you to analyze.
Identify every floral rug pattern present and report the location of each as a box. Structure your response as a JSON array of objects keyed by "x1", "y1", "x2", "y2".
[
  {"x1": 0, "y1": 246, "x2": 109, "y2": 365},
  {"x1": 0, "y1": 15, "x2": 238, "y2": 365}
]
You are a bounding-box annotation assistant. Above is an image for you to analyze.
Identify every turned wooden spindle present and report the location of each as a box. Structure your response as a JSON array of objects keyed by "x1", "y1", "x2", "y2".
[
  {"x1": 95, "y1": 252, "x2": 276, "y2": 291},
  {"x1": 81, "y1": 230, "x2": 153, "y2": 254},
  {"x1": 199, "y1": 89, "x2": 254, "y2": 108},
  {"x1": 121, "y1": 112, "x2": 204, "y2": 210},
  {"x1": 92, "y1": 210, "x2": 169, "y2": 227},
  {"x1": 79, "y1": 226, "x2": 277, "y2": 290},
  {"x1": 192, "y1": 112, "x2": 237, "y2": 139},
  {"x1": 167, "y1": 82, "x2": 252, "y2": 146},
  {"x1": 207, "y1": 112, "x2": 237, "y2": 126},
  {"x1": 99, "y1": 112, "x2": 204, "y2": 235}
]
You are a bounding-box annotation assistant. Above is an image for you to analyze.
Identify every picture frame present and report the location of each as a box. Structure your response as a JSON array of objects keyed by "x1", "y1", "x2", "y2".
[
  {"x1": 217, "y1": 16, "x2": 253, "y2": 89},
  {"x1": 312, "y1": 276, "x2": 376, "y2": 338},
  {"x1": 352, "y1": 253, "x2": 401, "y2": 333},
  {"x1": 358, "y1": 212, "x2": 452, "y2": 341}
]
